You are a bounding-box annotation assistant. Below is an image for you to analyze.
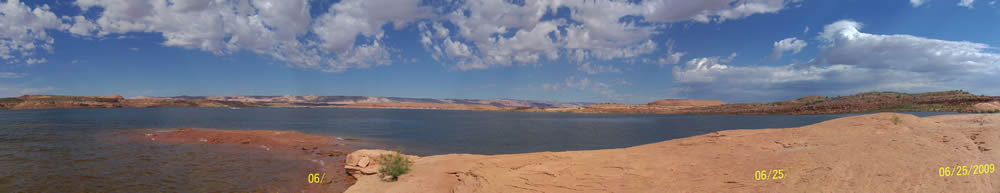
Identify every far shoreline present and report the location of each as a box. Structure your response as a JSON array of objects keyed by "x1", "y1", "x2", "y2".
[
  {"x1": 3, "y1": 90, "x2": 998, "y2": 115},
  {"x1": 0, "y1": 105, "x2": 980, "y2": 117}
]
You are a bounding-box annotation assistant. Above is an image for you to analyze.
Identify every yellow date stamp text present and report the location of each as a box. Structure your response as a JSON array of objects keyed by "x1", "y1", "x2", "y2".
[
  {"x1": 754, "y1": 169, "x2": 785, "y2": 181},
  {"x1": 939, "y1": 164, "x2": 994, "y2": 177}
]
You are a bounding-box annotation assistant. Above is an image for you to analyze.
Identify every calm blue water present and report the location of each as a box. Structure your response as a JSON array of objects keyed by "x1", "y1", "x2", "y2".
[{"x1": 0, "y1": 107, "x2": 954, "y2": 155}]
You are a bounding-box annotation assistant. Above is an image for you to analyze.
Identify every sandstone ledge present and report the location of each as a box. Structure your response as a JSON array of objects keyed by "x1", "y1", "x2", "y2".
[{"x1": 346, "y1": 113, "x2": 1000, "y2": 193}]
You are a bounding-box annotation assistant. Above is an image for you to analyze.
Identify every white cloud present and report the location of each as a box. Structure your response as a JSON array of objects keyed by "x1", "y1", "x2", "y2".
[
  {"x1": 0, "y1": 0, "x2": 63, "y2": 64},
  {"x1": 578, "y1": 63, "x2": 622, "y2": 74},
  {"x1": 816, "y1": 20, "x2": 1000, "y2": 74},
  {"x1": 129, "y1": 47, "x2": 139, "y2": 52},
  {"x1": 65, "y1": 15, "x2": 97, "y2": 36},
  {"x1": 768, "y1": 37, "x2": 807, "y2": 60},
  {"x1": 310, "y1": 0, "x2": 435, "y2": 72},
  {"x1": 66, "y1": 0, "x2": 431, "y2": 72},
  {"x1": 911, "y1": 0, "x2": 978, "y2": 7},
  {"x1": 443, "y1": 38, "x2": 474, "y2": 58},
  {"x1": 959, "y1": 0, "x2": 976, "y2": 7},
  {"x1": 0, "y1": 72, "x2": 26, "y2": 78},
  {"x1": 74, "y1": 0, "x2": 314, "y2": 62},
  {"x1": 4, "y1": 0, "x2": 800, "y2": 73},
  {"x1": 642, "y1": 0, "x2": 799, "y2": 23},
  {"x1": 659, "y1": 52, "x2": 687, "y2": 66},
  {"x1": 25, "y1": 57, "x2": 46, "y2": 64},
  {"x1": 669, "y1": 20, "x2": 1000, "y2": 102},
  {"x1": 419, "y1": 0, "x2": 795, "y2": 71},
  {"x1": 658, "y1": 40, "x2": 686, "y2": 67},
  {"x1": 803, "y1": 26, "x2": 810, "y2": 34},
  {"x1": 312, "y1": 0, "x2": 432, "y2": 53},
  {"x1": 322, "y1": 40, "x2": 392, "y2": 73}
]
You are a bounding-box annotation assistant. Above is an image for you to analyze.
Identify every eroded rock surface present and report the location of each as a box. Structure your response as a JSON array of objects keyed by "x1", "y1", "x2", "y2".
[{"x1": 346, "y1": 113, "x2": 1000, "y2": 193}]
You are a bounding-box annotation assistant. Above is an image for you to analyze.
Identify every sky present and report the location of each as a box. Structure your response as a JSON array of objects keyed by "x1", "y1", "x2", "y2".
[{"x1": 0, "y1": 0, "x2": 998, "y2": 104}]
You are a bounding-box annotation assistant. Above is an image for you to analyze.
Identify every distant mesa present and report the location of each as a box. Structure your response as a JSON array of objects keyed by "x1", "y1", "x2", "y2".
[{"x1": 647, "y1": 99, "x2": 725, "y2": 106}]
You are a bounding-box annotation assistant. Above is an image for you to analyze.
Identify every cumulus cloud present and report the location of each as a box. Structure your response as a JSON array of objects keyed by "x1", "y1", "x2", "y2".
[
  {"x1": 63, "y1": 0, "x2": 432, "y2": 72},
  {"x1": 911, "y1": 0, "x2": 928, "y2": 7},
  {"x1": 419, "y1": 0, "x2": 794, "y2": 71},
  {"x1": 642, "y1": 0, "x2": 800, "y2": 23},
  {"x1": 322, "y1": 41, "x2": 392, "y2": 73},
  {"x1": 768, "y1": 37, "x2": 807, "y2": 60},
  {"x1": 65, "y1": 15, "x2": 97, "y2": 36},
  {"x1": 816, "y1": 20, "x2": 1000, "y2": 74},
  {"x1": 670, "y1": 20, "x2": 1000, "y2": 102},
  {"x1": 0, "y1": 0, "x2": 63, "y2": 65},
  {"x1": 312, "y1": 0, "x2": 432, "y2": 53},
  {"x1": 4, "y1": 0, "x2": 798, "y2": 73}
]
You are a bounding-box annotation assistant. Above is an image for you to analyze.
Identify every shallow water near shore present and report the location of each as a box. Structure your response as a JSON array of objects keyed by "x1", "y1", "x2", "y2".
[{"x1": 0, "y1": 107, "x2": 954, "y2": 192}]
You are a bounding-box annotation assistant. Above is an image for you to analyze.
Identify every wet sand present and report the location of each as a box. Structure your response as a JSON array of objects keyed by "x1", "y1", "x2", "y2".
[
  {"x1": 346, "y1": 113, "x2": 1000, "y2": 192},
  {"x1": 123, "y1": 128, "x2": 362, "y2": 193}
]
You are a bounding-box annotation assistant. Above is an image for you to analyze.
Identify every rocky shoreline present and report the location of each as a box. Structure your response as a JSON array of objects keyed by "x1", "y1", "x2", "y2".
[{"x1": 121, "y1": 128, "x2": 364, "y2": 192}]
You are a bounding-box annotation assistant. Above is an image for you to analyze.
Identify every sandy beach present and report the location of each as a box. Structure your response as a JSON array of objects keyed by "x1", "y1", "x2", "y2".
[{"x1": 346, "y1": 113, "x2": 1000, "y2": 192}]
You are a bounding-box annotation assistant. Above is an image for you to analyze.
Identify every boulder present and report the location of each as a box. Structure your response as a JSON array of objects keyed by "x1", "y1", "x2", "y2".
[
  {"x1": 345, "y1": 149, "x2": 419, "y2": 178},
  {"x1": 972, "y1": 101, "x2": 1000, "y2": 111},
  {"x1": 102, "y1": 94, "x2": 125, "y2": 100}
]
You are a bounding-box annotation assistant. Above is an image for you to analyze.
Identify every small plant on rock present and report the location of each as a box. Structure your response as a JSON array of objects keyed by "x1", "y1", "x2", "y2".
[
  {"x1": 378, "y1": 150, "x2": 412, "y2": 181},
  {"x1": 891, "y1": 115, "x2": 902, "y2": 125}
]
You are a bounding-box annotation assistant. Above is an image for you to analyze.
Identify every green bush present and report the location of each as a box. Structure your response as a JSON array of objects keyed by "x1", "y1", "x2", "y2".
[
  {"x1": 378, "y1": 150, "x2": 412, "y2": 181},
  {"x1": 891, "y1": 115, "x2": 902, "y2": 125}
]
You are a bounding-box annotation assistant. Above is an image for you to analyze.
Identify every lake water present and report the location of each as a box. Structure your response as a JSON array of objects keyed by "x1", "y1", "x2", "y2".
[{"x1": 0, "y1": 107, "x2": 953, "y2": 192}]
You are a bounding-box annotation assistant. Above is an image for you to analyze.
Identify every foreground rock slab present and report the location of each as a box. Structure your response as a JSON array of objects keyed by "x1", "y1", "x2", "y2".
[{"x1": 347, "y1": 113, "x2": 1000, "y2": 193}]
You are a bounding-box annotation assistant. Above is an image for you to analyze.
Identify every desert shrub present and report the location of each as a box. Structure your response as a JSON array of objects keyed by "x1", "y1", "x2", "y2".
[
  {"x1": 891, "y1": 115, "x2": 902, "y2": 125},
  {"x1": 378, "y1": 150, "x2": 412, "y2": 181}
]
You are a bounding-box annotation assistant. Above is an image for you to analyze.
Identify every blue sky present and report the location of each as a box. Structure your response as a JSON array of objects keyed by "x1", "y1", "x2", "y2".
[{"x1": 1, "y1": 0, "x2": 998, "y2": 103}]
